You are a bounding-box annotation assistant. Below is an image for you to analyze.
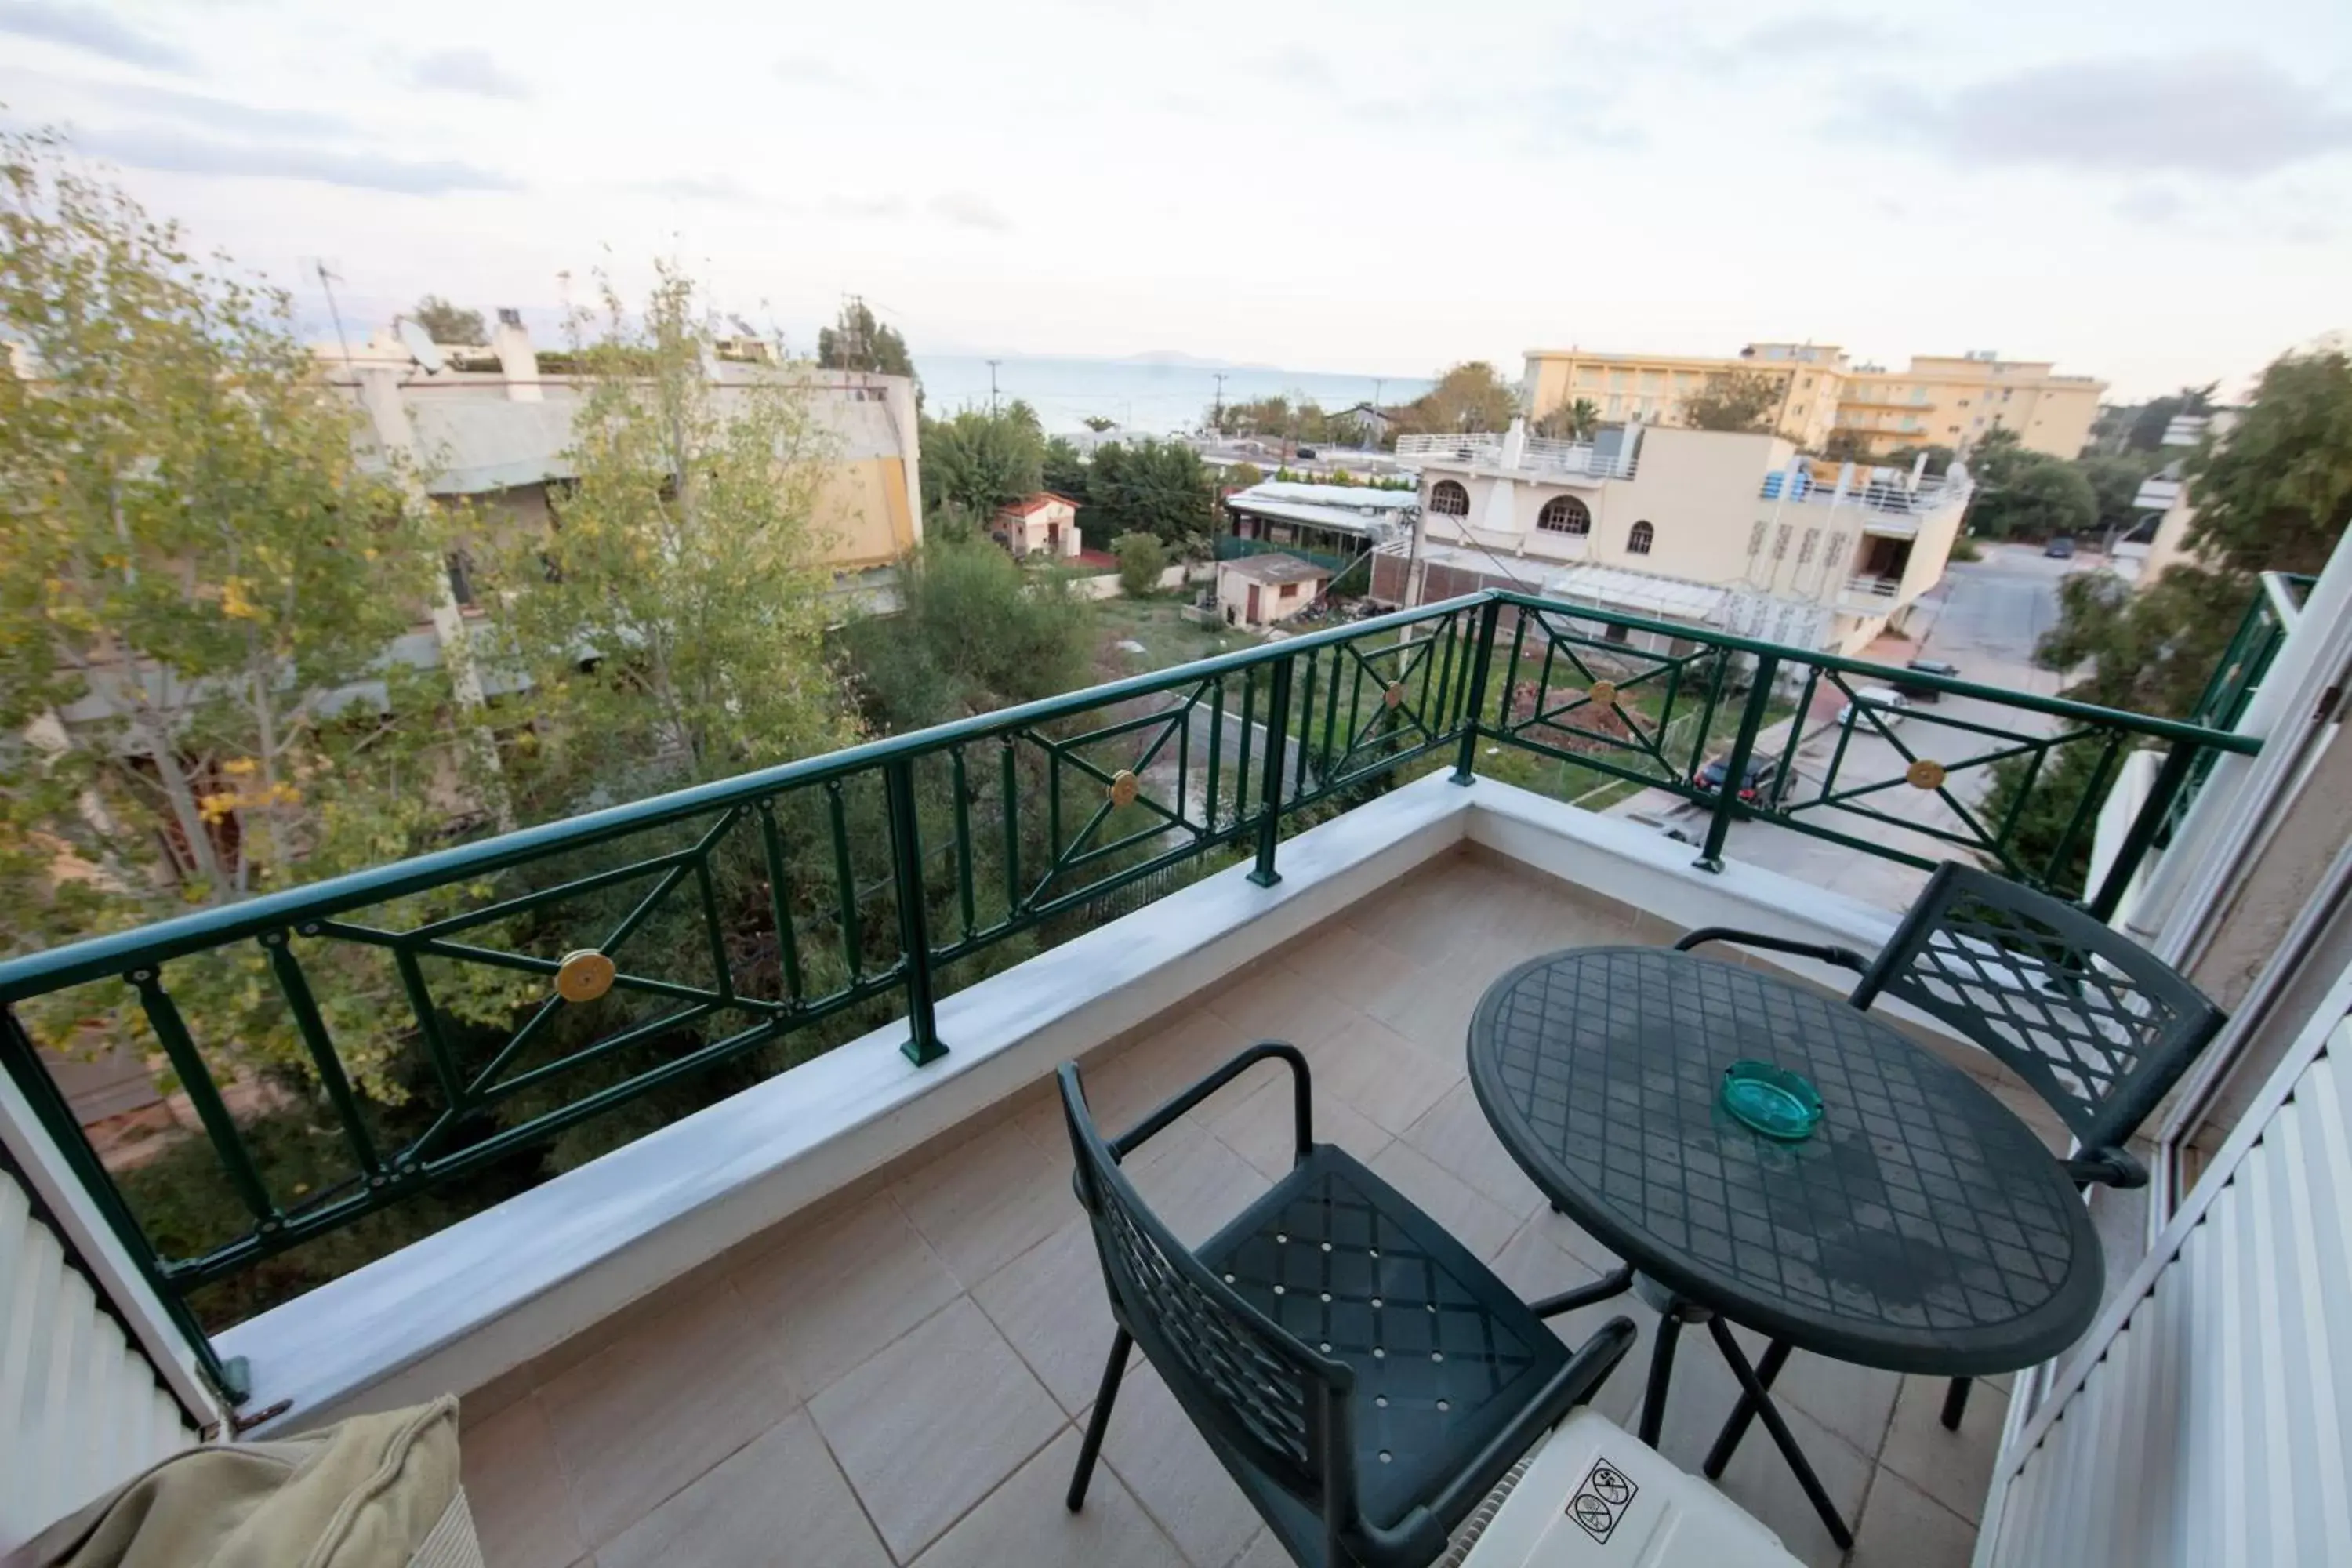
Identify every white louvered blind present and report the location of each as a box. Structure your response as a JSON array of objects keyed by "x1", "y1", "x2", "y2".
[
  {"x1": 1981, "y1": 1013, "x2": 2352, "y2": 1565},
  {"x1": 0, "y1": 1162, "x2": 196, "y2": 1550}
]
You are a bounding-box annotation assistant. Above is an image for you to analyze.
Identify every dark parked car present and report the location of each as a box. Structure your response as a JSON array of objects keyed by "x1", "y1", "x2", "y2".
[
  {"x1": 2045, "y1": 535, "x2": 2076, "y2": 558},
  {"x1": 1693, "y1": 754, "x2": 1796, "y2": 807},
  {"x1": 1896, "y1": 658, "x2": 1961, "y2": 702}
]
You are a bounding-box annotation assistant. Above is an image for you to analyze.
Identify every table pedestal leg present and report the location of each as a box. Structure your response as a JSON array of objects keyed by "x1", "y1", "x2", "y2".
[
  {"x1": 1703, "y1": 1338, "x2": 1790, "y2": 1478},
  {"x1": 1637, "y1": 1312, "x2": 1682, "y2": 1448},
  {"x1": 1706, "y1": 1319, "x2": 1854, "y2": 1552}
]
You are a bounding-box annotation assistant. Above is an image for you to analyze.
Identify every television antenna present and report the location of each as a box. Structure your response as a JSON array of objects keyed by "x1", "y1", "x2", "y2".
[{"x1": 308, "y1": 257, "x2": 354, "y2": 366}]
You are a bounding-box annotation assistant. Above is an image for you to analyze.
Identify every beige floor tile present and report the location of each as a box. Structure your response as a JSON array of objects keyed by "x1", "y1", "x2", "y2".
[
  {"x1": 1208, "y1": 1073, "x2": 1390, "y2": 1179},
  {"x1": 1099, "y1": 1364, "x2": 1265, "y2": 1568},
  {"x1": 1360, "y1": 957, "x2": 1491, "y2": 1059},
  {"x1": 1081, "y1": 1010, "x2": 1256, "y2": 1135},
  {"x1": 1125, "y1": 1119, "x2": 1276, "y2": 1250},
  {"x1": 1510, "y1": 1201, "x2": 1629, "y2": 1278},
  {"x1": 892, "y1": 1117, "x2": 1076, "y2": 1284},
  {"x1": 1293, "y1": 1011, "x2": 1461, "y2": 1136},
  {"x1": 807, "y1": 1296, "x2": 1068, "y2": 1562},
  {"x1": 1878, "y1": 1373, "x2": 2007, "y2": 1525},
  {"x1": 1762, "y1": 1348, "x2": 1902, "y2": 1464},
  {"x1": 460, "y1": 1395, "x2": 586, "y2": 1568},
  {"x1": 1367, "y1": 1139, "x2": 1523, "y2": 1261},
  {"x1": 912, "y1": 1428, "x2": 1189, "y2": 1568},
  {"x1": 1226, "y1": 1528, "x2": 1300, "y2": 1568},
  {"x1": 1484, "y1": 1225, "x2": 1650, "y2": 1428},
  {"x1": 973, "y1": 1218, "x2": 1124, "y2": 1414},
  {"x1": 1705, "y1": 1392, "x2": 1875, "y2": 1568},
  {"x1": 1202, "y1": 957, "x2": 1347, "y2": 1046},
  {"x1": 1278, "y1": 920, "x2": 1421, "y2": 1007},
  {"x1": 1846, "y1": 1467, "x2": 1980, "y2": 1568},
  {"x1": 597, "y1": 1410, "x2": 890, "y2": 1568},
  {"x1": 537, "y1": 1282, "x2": 798, "y2": 1548},
  {"x1": 1398, "y1": 1080, "x2": 1551, "y2": 1221},
  {"x1": 731, "y1": 1190, "x2": 962, "y2": 1399}
]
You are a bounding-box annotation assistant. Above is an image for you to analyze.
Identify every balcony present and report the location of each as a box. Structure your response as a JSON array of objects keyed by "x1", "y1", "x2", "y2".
[
  {"x1": 1759, "y1": 472, "x2": 1972, "y2": 536},
  {"x1": 1396, "y1": 433, "x2": 1638, "y2": 481},
  {"x1": 0, "y1": 590, "x2": 2276, "y2": 1566}
]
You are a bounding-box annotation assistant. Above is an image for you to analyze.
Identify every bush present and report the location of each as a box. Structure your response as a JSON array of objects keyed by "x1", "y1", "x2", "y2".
[
  {"x1": 1948, "y1": 534, "x2": 1982, "y2": 562},
  {"x1": 1114, "y1": 532, "x2": 1171, "y2": 597}
]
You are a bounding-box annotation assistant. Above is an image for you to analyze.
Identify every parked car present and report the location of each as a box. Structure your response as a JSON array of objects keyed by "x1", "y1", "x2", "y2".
[
  {"x1": 1895, "y1": 658, "x2": 1961, "y2": 702},
  {"x1": 1693, "y1": 755, "x2": 1797, "y2": 807},
  {"x1": 2045, "y1": 535, "x2": 2076, "y2": 558},
  {"x1": 1837, "y1": 686, "x2": 1911, "y2": 729}
]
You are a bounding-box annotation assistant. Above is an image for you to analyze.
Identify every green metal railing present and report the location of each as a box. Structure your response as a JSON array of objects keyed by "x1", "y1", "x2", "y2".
[{"x1": 0, "y1": 587, "x2": 2263, "y2": 1401}]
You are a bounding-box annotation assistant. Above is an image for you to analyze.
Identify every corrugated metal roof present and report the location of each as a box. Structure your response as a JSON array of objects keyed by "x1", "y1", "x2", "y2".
[{"x1": 1541, "y1": 564, "x2": 1730, "y2": 621}]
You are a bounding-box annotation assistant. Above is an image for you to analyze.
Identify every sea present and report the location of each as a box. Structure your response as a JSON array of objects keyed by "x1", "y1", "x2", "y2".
[{"x1": 909, "y1": 354, "x2": 1433, "y2": 437}]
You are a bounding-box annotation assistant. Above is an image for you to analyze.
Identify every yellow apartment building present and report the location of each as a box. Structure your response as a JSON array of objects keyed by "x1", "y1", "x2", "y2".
[{"x1": 1522, "y1": 342, "x2": 2103, "y2": 460}]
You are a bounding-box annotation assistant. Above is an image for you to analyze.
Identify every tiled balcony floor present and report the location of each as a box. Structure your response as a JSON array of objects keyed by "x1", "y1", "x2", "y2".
[{"x1": 458, "y1": 848, "x2": 2060, "y2": 1568}]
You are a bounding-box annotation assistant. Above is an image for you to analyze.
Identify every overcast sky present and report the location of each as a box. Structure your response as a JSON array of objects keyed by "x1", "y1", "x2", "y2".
[{"x1": 3, "y1": 0, "x2": 2348, "y2": 399}]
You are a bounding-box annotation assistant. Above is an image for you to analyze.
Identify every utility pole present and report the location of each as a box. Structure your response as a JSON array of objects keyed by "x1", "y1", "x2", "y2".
[
  {"x1": 986, "y1": 358, "x2": 1001, "y2": 416},
  {"x1": 1212, "y1": 372, "x2": 1228, "y2": 431},
  {"x1": 315, "y1": 259, "x2": 353, "y2": 367}
]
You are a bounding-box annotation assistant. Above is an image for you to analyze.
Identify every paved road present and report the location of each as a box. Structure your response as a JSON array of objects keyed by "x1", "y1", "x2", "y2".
[{"x1": 1626, "y1": 544, "x2": 2097, "y2": 910}]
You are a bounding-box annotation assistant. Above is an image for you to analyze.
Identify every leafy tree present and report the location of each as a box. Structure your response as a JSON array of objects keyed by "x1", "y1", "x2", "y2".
[
  {"x1": 1212, "y1": 394, "x2": 1330, "y2": 444},
  {"x1": 1819, "y1": 428, "x2": 1877, "y2": 463},
  {"x1": 1398, "y1": 362, "x2": 1515, "y2": 436},
  {"x1": 837, "y1": 537, "x2": 1092, "y2": 729},
  {"x1": 1533, "y1": 397, "x2": 1601, "y2": 441},
  {"x1": 815, "y1": 298, "x2": 913, "y2": 379},
  {"x1": 409, "y1": 293, "x2": 486, "y2": 344},
  {"x1": 1041, "y1": 436, "x2": 1091, "y2": 503},
  {"x1": 1976, "y1": 740, "x2": 2112, "y2": 901},
  {"x1": 1088, "y1": 439, "x2": 1215, "y2": 547},
  {"x1": 2182, "y1": 350, "x2": 2352, "y2": 575},
  {"x1": 1966, "y1": 454, "x2": 2096, "y2": 540},
  {"x1": 1082, "y1": 415, "x2": 1116, "y2": 432},
  {"x1": 1880, "y1": 443, "x2": 1956, "y2": 475},
  {"x1": 1224, "y1": 460, "x2": 1265, "y2": 490},
  {"x1": 2075, "y1": 451, "x2": 2167, "y2": 536},
  {"x1": 1682, "y1": 369, "x2": 1783, "y2": 434},
  {"x1": 477, "y1": 262, "x2": 855, "y2": 797},
  {"x1": 1114, "y1": 532, "x2": 1171, "y2": 597},
  {"x1": 0, "y1": 129, "x2": 470, "y2": 1091},
  {"x1": 923, "y1": 408, "x2": 1044, "y2": 522},
  {"x1": 2125, "y1": 383, "x2": 2216, "y2": 454},
  {"x1": 2033, "y1": 568, "x2": 2241, "y2": 720}
]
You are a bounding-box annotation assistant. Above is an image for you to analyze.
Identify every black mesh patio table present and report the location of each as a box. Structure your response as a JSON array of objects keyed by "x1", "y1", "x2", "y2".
[{"x1": 1465, "y1": 946, "x2": 2103, "y2": 1548}]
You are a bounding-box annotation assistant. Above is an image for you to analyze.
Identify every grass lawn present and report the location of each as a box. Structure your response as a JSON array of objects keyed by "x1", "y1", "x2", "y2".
[{"x1": 1093, "y1": 594, "x2": 1249, "y2": 675}]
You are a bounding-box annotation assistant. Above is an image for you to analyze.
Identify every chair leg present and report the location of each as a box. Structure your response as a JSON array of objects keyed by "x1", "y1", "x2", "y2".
[
  {"x1": 1707, "y1": 1319, "x2": 1853, "y2": 1552},
  {"x1": 1531, "y1": 1264, "x2": 1633, "y2": 1318},
  {"x1": 1702, "y1": 1338, "x2": 1790, "y2": 1479},
  {"x1": 1067, "y1": 1328, "x2": 1134, "y2": 1512},
  {"x1": 1941, "y1": 1376, "x2": 1973, "y2": 1431},
  {"x1": 1637, "y1": 1311, "x2": 1682, "y2": 1448}
]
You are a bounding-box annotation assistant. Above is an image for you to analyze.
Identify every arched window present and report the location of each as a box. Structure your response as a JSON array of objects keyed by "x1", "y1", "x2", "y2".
[
  {"x1": 1628, "y1": 520, "x2": 1655, "y2": 555},
  {"x1": 1537, "y1": 495, "x2": 1591, "y2": 535},
  {"x1": 1428, "y1": 480, "x2": 1470, "y2": 517}
]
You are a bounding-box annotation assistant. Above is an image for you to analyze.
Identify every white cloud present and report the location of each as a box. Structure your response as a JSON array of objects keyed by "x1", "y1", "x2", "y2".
[
  {"x1": 0, "y1": 2, "x2": 188, "y2": 71},
  {"x1": 930, "y1": 192, "x2": 1010, "y2": 231},
  {"x1": 82, "y1": 127, "x2": 517, "y2": 194},
  {"x1": 411, "y1": 48, "x2": 531, "y2": 101}
]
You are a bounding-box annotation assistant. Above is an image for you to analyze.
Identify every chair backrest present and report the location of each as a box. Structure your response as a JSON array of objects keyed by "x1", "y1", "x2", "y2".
[
  {"x1": 1056, "y1": 1063, "x2": 1352, "y2": 1523},
  {"x1": 1853, "y1": 862, "x2": 2226, "y2": 1153}
]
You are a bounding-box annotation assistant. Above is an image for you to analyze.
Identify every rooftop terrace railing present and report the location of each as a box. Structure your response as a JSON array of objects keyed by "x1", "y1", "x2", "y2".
[{"x1": 0, "y1": 588, "x2": 2260, "y2": 1406}]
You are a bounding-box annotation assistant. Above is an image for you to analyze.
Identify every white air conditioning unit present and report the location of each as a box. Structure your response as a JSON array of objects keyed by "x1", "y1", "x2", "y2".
[{"x1": 1448, "y1": 1411, "x2": 1801, "y2": 1566}]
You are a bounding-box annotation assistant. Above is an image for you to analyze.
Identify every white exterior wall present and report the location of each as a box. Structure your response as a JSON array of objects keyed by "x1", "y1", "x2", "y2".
[{"x1": 1979, "y1": 967, "x2": 2352, "y2": 1566}]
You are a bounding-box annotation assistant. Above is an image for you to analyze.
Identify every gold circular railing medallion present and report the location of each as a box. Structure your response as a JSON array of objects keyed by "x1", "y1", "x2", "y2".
[
  {"x1": 555, "y1": 949, "x2": 616, "y2": 1004},
  {"x1": 1586, "y1": 680, "x2": 1617, "y2": 707},
  {"x1": 1109, "y1": 769, "x2": 1140, "y2": 808},
  {"x1": 1905, "y1": 758, "x2": 1947, "y2": 791},
  {"x1": 1383, "y1": 681, "x2": 1406, "y2": 710}
]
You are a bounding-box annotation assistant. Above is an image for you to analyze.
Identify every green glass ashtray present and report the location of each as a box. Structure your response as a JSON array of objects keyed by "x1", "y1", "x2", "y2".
[{"x1": 1720, "y1": 1061, "x2": 1824, "y2": 1142}]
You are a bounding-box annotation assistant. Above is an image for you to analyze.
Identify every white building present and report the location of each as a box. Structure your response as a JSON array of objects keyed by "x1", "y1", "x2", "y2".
[{"x1": 1380, "y1": 421, "x2": 1970, "y2": 655}]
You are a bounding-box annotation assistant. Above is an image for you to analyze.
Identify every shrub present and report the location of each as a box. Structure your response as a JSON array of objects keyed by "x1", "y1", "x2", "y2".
[{"x1": 1114, "y1": 532, "x2": 1171, "y2": 597}]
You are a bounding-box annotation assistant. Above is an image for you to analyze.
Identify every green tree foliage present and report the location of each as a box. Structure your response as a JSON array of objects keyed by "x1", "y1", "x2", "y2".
[
  {"x1": 815, "y1": 298, "x2": 913, "y2": 379},
  {"x1": 2125, "y1": 384, "x2": 2215, "y2": 453},
  {"x1": 1223, "y1": 460, "x2": 1265, "y2": 490},
  {"x1": 1966, "y1": 457, "x2": 2097, "y2": 541},
  {"x1": 1975, "y1": 741, "x2": 2111, "y2": 901},
  {"x1": 0, "y1": 129, "x2": 474, "y2": 1092},
  {"x1": 923, "y1": 408, "x2": 1044, "y2": 524},
  {"x1": 837, "y1": 537, "x2": 1093, "y2": 729},
  {"x1": 1532, "y1": 397, "x2": 1601, "y2": 441},
  {"x1": 1082, "y1": 415, "x2": 1116, "y2": 432},
  {"x1": 1087, "y1": 439, "x2": 1216, "y2": 547},
  {"x1": 1041, "y1": 436, "x2": 1091, "y2": 501},
  {"x1": 409, "y1": 293, "x2": 487, "y2": 344},
  {"x1": 1819, "y1": 429, "x2": 1877, "y2": 463},
  {"x1": 1211, "y1": 393, "x2": 1332, "y2": 442},
  {"x1": 1880, "y1": 443, "x2": 1956, "y2": 475},
  {"x1": 1397, "y1": 361, "x2": 1516, "y2": 436},
  {"x1": 476, "y1": 263, "x2": 856, "y2": 800},
  {"x1": 1682, "y1": 369, "x2": 1784, "y2": 434},
  {"x1": 2182, "y1": 350, "x2": 2352, "y2": 575},
  {"x1": 1114, "y1": 532, "x2": 1171, "y2": 597},
  {"x1": 2074, "y1": 451, "x2": 2168, "y2": 535},
  {"x1": 2034, "y1": 568, "x2": 2243, "y2": 720}
]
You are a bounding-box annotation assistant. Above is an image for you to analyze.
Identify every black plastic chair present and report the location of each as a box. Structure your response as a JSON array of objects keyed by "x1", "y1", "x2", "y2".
[
  {"x1": 1058, "y1": 1043, "x2": 1636, "y2": 1568},
  {"x1": 1676, "y1": 859, "x2": 2225, "y2": 1440}
]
